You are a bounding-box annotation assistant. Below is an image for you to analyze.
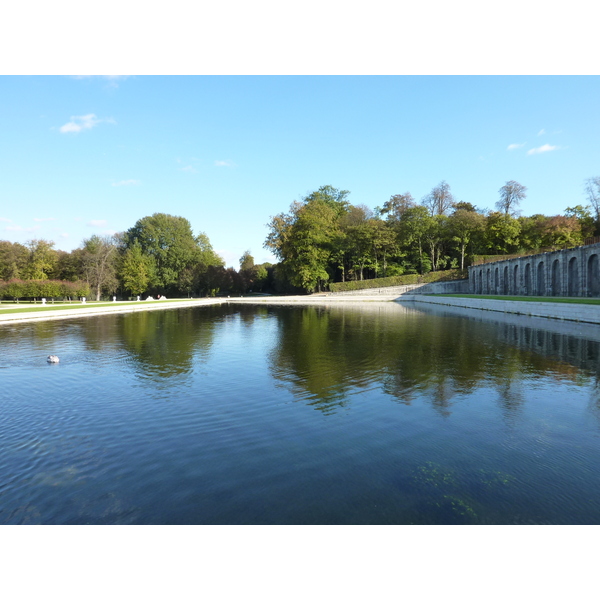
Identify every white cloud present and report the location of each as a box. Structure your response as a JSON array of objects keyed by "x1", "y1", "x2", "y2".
[
  {"x1": 33, "y1": 217, "x2": 57, "y2": 222},
  {"x1": 60, "y1": 233, "x2": 69, "y2": 238},
  {"x1": 214, "y1": 159, "x2": 235, "y2": 167},
  {"x1": 5, "y1": 225, "x2": 41, "y2": 232},
  {"x1": 111, "y1": 179, "x2": 141, "y2": 187},
  {"x1": 0, "y1": 217, "x2": 12, "y2": 222},
  {"x1": 87, "y1": 219, "x2": 108, "y2": 227},
  {"x1": 538, "y1": 129, "x2": 546, "y2": 136},
  {"x1": 507, "y1": 143, "x2": 525, "y2": 150},
  {"x1": 59, "y1": 113, "x2": 114, "y2": 134},
  {"x1": 527, "y1": 144, "x2": 560, "y2": 155},
  {"x1": 179, "y1": 165, "x2": 197, "y2": 173}
]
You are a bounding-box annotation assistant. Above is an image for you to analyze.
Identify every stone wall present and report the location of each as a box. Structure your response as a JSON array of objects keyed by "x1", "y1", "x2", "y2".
[{"x1": 468, "y1": 242, "x2": 600, "y2": 297}]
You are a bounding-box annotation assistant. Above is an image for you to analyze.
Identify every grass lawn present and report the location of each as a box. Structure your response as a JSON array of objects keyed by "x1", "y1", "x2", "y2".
[
  {"x1": 437, "y1": 294, "x2": 600, "y2": 305},
  {"x1": 0, "y1": 298, "x2": 204, "y2": 315}
]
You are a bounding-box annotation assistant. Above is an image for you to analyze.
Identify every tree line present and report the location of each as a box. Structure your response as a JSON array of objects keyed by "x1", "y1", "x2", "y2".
[
  {"x1": 0, "y1": 213, "x2": 273, "y2": 301},
  {"x1": 264, "y1": 179, "x2": 600, "y2": 293},
  {"x1": 3, "y1": 177, "x2": 600, "y2": 300}
]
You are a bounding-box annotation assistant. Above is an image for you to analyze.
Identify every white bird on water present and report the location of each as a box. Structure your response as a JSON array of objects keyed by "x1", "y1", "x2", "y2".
[{"x1": 47, "y1": 355, "x2": 60, "y2": 363}]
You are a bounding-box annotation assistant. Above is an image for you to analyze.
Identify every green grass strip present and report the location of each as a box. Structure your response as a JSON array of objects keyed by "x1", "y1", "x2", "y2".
[{"x1": 437, "y1": 294, "x2": 600, "y2": 305}]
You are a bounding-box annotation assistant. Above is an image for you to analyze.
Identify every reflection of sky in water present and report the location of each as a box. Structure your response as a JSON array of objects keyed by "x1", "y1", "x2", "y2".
[{"x1": 2, "y1": 302, "x2": 600, "y2": 524}]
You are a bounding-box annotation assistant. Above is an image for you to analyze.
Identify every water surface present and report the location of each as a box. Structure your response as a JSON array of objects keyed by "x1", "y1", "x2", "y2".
[{"x1": 2, "y1": 302, "x2": 600, "y2": 524}]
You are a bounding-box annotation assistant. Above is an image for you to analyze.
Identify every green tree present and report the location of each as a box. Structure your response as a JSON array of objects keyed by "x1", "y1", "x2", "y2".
[
  {"x1": 565, "y1": 205, "x2": 596, "y2": 239},
  {"x1": 81, "y1": 235, "x2": 119, "y2": 301},
  {"x1": 239, "y1": 250, "x2": 255, "y2": 272},
  {"x1": 448, "y1": 209, "x2": 485, "y2": 270},
  {"x1": 125, "y1": 213, "x2": 207, "y2": 292},
  {"x1": 265, "y1": 186, "x2": 350, "y2": 292},
  {"x1": 120, "y1": 240, "x2": 156, "y2": 296},
  {"x1": 21, "y1": 239, "x2": 58, "y2": 280},
  {"x1": 397, "y1": 205, "x2": 433, "y2": 274},
  {"x1": 0, "y1": 241, "x2": 28, "y2": 280},
  {"x1": 485, "y1": 212, "x2": 521, "y2": 254}
]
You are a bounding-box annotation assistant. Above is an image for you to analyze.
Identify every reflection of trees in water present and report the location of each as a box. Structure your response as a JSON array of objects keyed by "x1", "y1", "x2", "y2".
[
  {"x1": 267, "y1": 303, "x2": 600, "y2": 416},
  {"x1": 114, "y1": 306, "x2": 224, "y2": 381}
]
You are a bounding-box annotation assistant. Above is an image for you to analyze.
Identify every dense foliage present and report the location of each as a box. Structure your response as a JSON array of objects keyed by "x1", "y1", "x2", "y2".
[
  {"x1": 265, "y1": 181, "x2": 600, "y2": 293},
  {"x1": 2, "y1": 177, "x2": 600, "y2": 299}
]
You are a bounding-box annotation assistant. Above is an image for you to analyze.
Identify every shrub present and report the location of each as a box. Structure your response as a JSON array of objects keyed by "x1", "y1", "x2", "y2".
[{"x1": 328, "y1": 269, "x2": 466, "y2": 293}]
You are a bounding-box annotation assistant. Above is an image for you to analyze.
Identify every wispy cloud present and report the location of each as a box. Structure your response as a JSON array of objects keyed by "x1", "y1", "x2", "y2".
[
  {"x1": 0, "y1": 217, "x2": 12, "y2": 223},
  {"x1": 179, "y1": 165, "x2": 198, "y2": 173},
  {"x1": 59, "y1": 113, "x2": 114, "y2": 134},
  {"x1": 527, "y1": 144, "x2": 560, "y2": 155},
  {"x1": 507, "y1": 143, "x2": 525, "y2": 151},
  {"x1": 87, "y1": 219, "x2": 108, "y2": 227},
  {"x1": 538, "y1": 129, "x2": 546, "y2": 136},
  {"x1": 111, "y1": 179, "x2": 141, "y2": 187},
  {"x1": 215, "y1": 159, "x2": 235, "y2": 167},
  {"x1": 5, "y1": 225, "x2": 41, "y2": 232},
  {"x1": 33, "y1": 217, "x2": 57, "y2": 222},
  {"x1": 59, "y1": 233, "x2": 69, "y2": 238}
]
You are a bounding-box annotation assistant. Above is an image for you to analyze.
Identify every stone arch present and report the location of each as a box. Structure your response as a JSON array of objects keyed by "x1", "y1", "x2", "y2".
[
  {"x1": 503, "y1": 266, "x2": 509, "y2": 295},
  {"x1": 486, "y1": 269, "x2": 491, "y2": 294},
  {"x1": 494, "y1": 267, "x2": 499, "y2": 294},
  {"x1": 478, "y1": 270, "x2": 483, "y2": 294},
  {"x1": 551, "y1": 259, "x2": 561, "y2": 296},
  {"x1": 588, "y1": 254, "x2": 600, "y2": 297},
  {"x1": 568, "y1": 257, "x2": 579, "y2": 296},
  {"x1": 524, "y1": 263, "x2": 531, "y2": 295},
  {"x1": 537, "y1": 261, "x2": 546, "y2": 296},
  {"x1": 513, "y1": 264, "x2": 519, "y2": 295}
]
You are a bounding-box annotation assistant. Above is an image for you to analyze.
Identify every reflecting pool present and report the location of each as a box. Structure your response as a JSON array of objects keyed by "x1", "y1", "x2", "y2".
[{"x1": 2, "y1": 301, "x2": 600, "y2": 524}]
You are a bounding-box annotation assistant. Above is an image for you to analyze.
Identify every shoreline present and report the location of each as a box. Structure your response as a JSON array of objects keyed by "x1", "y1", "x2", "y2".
[
  {"x1": 0, "y1": 298, "x2": 226, "y2": 325},
  {"x1": 1, "y1": 293, "x2": 599, "y2": 326}
]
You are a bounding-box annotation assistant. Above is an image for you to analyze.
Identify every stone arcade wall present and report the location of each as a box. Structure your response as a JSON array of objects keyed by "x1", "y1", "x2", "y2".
[{"x1": 468, "y1": 242, "x2": 600, "y2": 297}]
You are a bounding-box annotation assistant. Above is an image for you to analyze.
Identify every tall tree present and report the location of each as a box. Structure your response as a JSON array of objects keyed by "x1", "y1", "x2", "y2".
[
  {"x1": 397, "y1": 205, "x2": 433, "y2": 274},
  {"x1": 22, "y1": 239, "x2": 58, "y2": 280},
  {"x1": 0, "y1": 241, "x2": 28, "y2": 280},
  {"x1": 265, "y1": 186, "x2": 350, "y2": 292},
  {"x1": 119, "y1": 240, "x2": 156, "y2": 296},
  {"x1": 584, "y1": 177, "x2": 600, "y2": 229},
  {"x1": 81, "y1": 235, "x2": 119, "y2": 301},
  {"x1": 565, "y1": 205, "x2": 596, "y2": 239},
  {"x1": 422, "y1": 181, "x2": 455, "y2": 216},
  {"x1": 380, "y1": 192, "x2": 416, "y2": 222},
  {"x1": 485, "y1": 212, "x2": 521, "y2": 255},
  {"x1": 124, "y1": 213, "x2": 221, "y2": 293},
  {"x1": 448, "y1": 209, "x2": 485, "y2": 270},
  {"x1": 496, "y1": 180, "x2": 527, "y2": 216},
  {"x1": 239, "y1": 250, "x2": 255, "y2": 271}
]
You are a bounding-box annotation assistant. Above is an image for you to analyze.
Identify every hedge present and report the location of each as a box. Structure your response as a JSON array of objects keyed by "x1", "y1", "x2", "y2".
[
  {"x1": 0, "y1": 279, "x2": 91, "y2": 301},
  {"x1": 328, "y1": 269, "x2": 466, "y2": 293}
]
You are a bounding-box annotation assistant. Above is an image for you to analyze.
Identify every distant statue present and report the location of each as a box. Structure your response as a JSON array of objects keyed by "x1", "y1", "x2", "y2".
[
  {"x1": 146, "y1": 296, "x2": 154, "y2": 301},
  {"x1": 47, "y1": 355, "x2": 60, "y2": 363}
]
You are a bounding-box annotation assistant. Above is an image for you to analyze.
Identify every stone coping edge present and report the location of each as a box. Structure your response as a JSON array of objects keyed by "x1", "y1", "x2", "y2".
[
  {"x1": 0, "y1": 299, "x2": 226, "y2": 324},
  {"x1": 400, "y1": 295, "x2": 600, "y2": 325}
]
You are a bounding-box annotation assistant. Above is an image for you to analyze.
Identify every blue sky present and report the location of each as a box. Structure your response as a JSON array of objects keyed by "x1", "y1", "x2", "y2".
[{"x1": 1, "y1": 75, "x2": 599, "y2": 267}]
